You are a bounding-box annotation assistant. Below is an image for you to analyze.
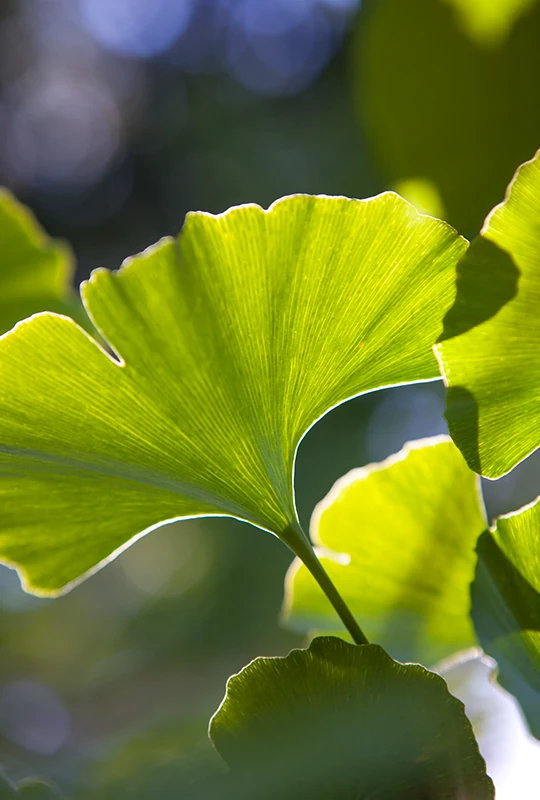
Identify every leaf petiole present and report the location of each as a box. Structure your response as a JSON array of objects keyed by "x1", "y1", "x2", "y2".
[{"x1": 289, "y1": 529, "x2": 368, "y2": 646}]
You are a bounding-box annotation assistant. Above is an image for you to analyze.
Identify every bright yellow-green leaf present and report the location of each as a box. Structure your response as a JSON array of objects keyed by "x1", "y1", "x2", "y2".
[
  {"x1": 436, "y1": 150, "x2": 540, "y2": 477},
  {"x1": 0, "y1": 189, "x2": 81, "y2": 334},
  {"x1": 355, "y1": 0, "x2": 540, "y2": 234},
  {"x1": 0, "y1": 192, "x2": 466, "y2": 596},
  {"x1": 472, "y1": 498, "x2": 540, "y2": 739},
  {"x1": 210, "y1": 636, "x2": 494, "y2": 798},
  {"x1": 284, "y1": 437, "x2": 485, "y2": 664},
  {"x1": 444, "y1": 0, "x2": 537, "y2": 45}
]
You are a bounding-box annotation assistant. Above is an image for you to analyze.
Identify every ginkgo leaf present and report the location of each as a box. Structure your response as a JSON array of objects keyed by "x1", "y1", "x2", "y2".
[
  {"x1": 0, "y1": 189, "x2": 82, "y2": 334},
  {"x1": 436, "y1": 150, "x2": 540, "y2": 477},
  {"x1": 209, "y1": 636, "x2": 494, "y2": 799},
  {"x1": 471, "y1": 498, "x2": 540, "y2": 739},
  {"x1": 284, "y1": 437, "x2": 485, "y2": 665},
  {"x1": 0, "y1": 192, "x2": 466, "y2": 596}
]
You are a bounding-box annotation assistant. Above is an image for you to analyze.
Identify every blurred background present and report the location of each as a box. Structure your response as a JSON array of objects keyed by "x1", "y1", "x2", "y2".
[{"x1": 0, "y1": 0, "x2": 539, "y2": 796}]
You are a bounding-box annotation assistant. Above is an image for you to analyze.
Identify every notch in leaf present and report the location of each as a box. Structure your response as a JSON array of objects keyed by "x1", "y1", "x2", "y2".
[{"x1": 0, "y1": 192, "x2": 465, "y2": 622}]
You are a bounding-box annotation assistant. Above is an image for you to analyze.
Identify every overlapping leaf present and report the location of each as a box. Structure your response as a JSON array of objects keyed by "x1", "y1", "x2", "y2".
[
  {"x1": 436, "y1": 150, "x2": 540, "y2": 477},
  {"x1": 284, "y1": 437, "x2": 485, "y2": 664},
  {"x1": 210, "y1": 636, "x2": 494, "y2": 799},
  {"x1": 472, "y1": 498, "x2": 540, "y2": 738},
  {"x1": 0, "y1": 190, "x2": 81, "y2": 333},
  {"x1": 0, "y1": 192, "x2": 466, "y2": 595}
]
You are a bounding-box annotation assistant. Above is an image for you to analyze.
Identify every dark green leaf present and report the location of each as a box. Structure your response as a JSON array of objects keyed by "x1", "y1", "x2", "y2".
[
  {"x1": 210, "y1": 636, "x2": 494, "y2": 799},
  {"x1": 472, "y1": 498, "x2": 540, "y2": 738}
]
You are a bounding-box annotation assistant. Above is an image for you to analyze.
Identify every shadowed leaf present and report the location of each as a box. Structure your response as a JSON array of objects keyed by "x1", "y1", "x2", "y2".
[
  {"x1": 436, "y1": 150, "x2": 540, "y2": 477},
  {"x1": 210, "y1": 636, "x2": 494, "y2": 799},
  {"x1": 472, "y1": 498, "x2": 540, "y2": 739}
]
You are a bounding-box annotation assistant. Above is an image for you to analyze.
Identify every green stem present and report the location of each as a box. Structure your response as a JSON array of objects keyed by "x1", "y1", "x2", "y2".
[{"x1": 289, "y1": 527, "x2": 369, "y2": 646}]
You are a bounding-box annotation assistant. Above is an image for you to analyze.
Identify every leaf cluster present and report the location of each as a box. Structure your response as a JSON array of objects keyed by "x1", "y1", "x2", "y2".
[{"x1": 0, "y1": 62, "x2": 539, "y2": 800}]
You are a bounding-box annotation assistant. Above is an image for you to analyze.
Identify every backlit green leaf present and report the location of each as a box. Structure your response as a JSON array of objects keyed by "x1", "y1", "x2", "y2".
[
  {"x1": 0, "y1": 192, "x2": 466, "y2": 596},
  {"x1": 284, "y1": 437, "x2": 485, "y2": 664},
  {"x1": 209, "y1": 636, "x2": 494, "y2": 799},
  {"x1": 355, "y1": 0, "x2": 540, "y2": 234},
  {"x1": 436, "y1": 150, "x2": 540, "y2": 477},
  {"x1": 472, "y1": 498, "x2": 540, "y2": 738},
  {"x1": 0, "y1": 189, "x2": 81, "y2": 334}
]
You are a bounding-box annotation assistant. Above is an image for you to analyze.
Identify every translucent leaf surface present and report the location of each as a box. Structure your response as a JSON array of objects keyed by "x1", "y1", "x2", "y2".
[
  {"x1": 0, "y1": 189, "x2": 81, "y2": 334},
  {"x1": 210, "y1": 636, "x2": 494, "y2": 799},
  {"x1": 284, "y1": 437, "x2": 485, "y2": 664},
  {"x1": 355, "y1": 0, "x2": 540, "y2": 234},
  {"x1": 436, "y1": 151, "x2": 540, "y2": 477},
  {"x1": 0, "y1": 192, "x2": 466, "y2": 595},
  {"x1": 472, "y1": 498, "x2": 540, "y2": 739}
]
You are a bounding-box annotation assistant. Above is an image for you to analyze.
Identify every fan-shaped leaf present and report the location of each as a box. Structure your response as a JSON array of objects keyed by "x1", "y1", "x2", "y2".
[
  {"x1": 210, "y1": 636, "x2": 494, "y2": 799},
  {"x1": 0, "y1": 192, "x2": 466, "y2": 596}
]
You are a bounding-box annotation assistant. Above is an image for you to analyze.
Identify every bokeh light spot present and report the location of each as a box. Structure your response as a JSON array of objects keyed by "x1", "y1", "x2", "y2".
[
  {"x1": 231, "y1": 0, "x2": 312, "y2": 36},
  {"x1": 78, "y1": 0, "x2": 194, "y2": 59},
  {"x1": 0, "y1": 681, "x2": 70, "y2": 755},
  {"x1": 6, "y1": 72, "x2": 122, "y2": 189},
  {"x1": 229, "y1": 6, "x2": 333, "y2": 96}
]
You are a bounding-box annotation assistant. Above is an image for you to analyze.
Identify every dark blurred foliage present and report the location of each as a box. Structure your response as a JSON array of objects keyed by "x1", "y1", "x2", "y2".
[
  {"x1": 0, "y1": 1, "x2": 538, "y2": 797},
  {"x1": 356, "y1": 0, "x2": 540, "y2": 237}
]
